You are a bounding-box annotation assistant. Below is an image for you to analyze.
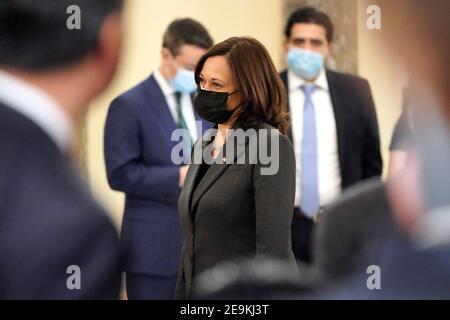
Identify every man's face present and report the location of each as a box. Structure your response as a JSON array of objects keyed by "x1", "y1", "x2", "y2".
[
  {"x1": 285, "y1": 23, "x2": 331, "y2": 58},
  {"x1": 173, "y1": 44, "x2": 207, "y2": 71},
  {"x1": 162, "y1": 44, "x2": 207, "y2": 79}
]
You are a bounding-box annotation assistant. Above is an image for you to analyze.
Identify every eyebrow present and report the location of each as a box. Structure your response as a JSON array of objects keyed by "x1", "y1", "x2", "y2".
[
  {"x1": 292, "y1": 37, "x2": 324, "y2": 43},
  {"x1": 199, "y1": 73, "x2": 226, "y2": 85}
]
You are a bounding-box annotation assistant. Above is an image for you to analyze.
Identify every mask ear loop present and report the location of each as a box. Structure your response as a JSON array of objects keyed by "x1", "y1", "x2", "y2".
[
  {"x1": 227, "y1": 88, "x2": 243, "y2": 111},
  {"x1": 227, "y1": 88, "x2": 245, "y2": 110}
]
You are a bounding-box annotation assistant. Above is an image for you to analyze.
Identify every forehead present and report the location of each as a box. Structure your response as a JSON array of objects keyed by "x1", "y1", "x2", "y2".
[
  {"x1": 290, "y1": 23, "x2": 327, "y2": 40},
  {"x1": 176, "y1": 44, "x2": 208, "y2": 63},
  {"x1": 201, "y1": 55, "x2": 233, "y2": 82}
]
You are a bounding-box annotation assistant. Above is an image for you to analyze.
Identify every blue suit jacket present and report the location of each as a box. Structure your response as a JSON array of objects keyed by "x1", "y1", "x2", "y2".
[{"x1": 104, "y1": 74, "x2": 212, "y2": 276}]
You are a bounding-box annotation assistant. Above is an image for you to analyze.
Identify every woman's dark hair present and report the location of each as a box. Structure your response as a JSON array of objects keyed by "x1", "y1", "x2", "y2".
[{"x1": 194, "y1": 37, "x2": 290, "y2": 134}]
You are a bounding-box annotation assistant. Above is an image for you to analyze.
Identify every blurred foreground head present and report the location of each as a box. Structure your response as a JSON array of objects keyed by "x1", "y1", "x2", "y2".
[
  {"x1": 0, "y1": 0, "x2": 124, "y2": 122},
  {"x1": 379, "y1": 0, "x2": 450, "y2": 237},
  {"x1": 192, "y1": 257, "x2": 304, "y2": 300}
]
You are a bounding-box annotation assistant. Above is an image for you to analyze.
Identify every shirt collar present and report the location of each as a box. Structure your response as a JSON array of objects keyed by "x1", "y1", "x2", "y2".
[
  {"x1": 0, "y1": 70, "x2": 74, "y2": 152},
  {"x1": 288, "y1": 67, "x2": 329, "y2": 92},
  {"x1": 153, "y1": 68, "x2": 175, "y2": 97}
]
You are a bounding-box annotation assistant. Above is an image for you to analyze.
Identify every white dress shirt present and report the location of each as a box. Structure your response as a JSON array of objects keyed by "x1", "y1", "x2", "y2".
[
  {"x1": 0, "y1": 70, "x2": 74, "y2": 152},
  {"x1": 153, "y1": 69, "x2": 198, "y2": 141},
  {"x1": 288, "y1": 68, "x2": 342, "y2": 207}
]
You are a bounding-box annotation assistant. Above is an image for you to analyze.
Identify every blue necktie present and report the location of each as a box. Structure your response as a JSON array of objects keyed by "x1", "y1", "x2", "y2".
[{"x1": 300, "y1": 84, "x2": 320, "y2": 217}]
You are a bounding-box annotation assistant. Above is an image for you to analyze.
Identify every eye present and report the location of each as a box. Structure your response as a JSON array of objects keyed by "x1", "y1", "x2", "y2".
[
  {"x1": 311, "y1": 39, "x2": 323, "y2": 47},
  {"x1": 213, "y1": 82, "x2": 223, "y2": 88},
  {"x1": 293, "y1": 39, "x2": 305, "y2": 46},
  {"x1": 199, "y1": 78, "x2": 206, "y2": 85}
]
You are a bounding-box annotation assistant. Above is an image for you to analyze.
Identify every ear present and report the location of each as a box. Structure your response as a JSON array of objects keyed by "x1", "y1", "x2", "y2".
[
  {"x1": 283, "y1": 40, "x2": 290, "y2": 53},
  {"x1": 93, "y1": 11, "x2": 123, "y2": 93},
  {"x1": 161, "y1": 47, "x2": 172, "y2": 61},
  {"x1": 327, "y1": 42, "x2": 334, "y2": 57}
]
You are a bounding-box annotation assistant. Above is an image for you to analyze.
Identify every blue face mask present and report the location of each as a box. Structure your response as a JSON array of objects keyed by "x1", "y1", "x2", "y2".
[
  {"x1": 170, "y1": 68, "x2": 197, "y2": 93},
  {"x1": 287, "y1": 48, "x2": 324, "y2": 81}
]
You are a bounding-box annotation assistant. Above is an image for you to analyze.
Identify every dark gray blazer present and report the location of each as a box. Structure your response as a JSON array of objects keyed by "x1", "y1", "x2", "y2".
[{"x1": 175, "y1": 122, "x2": 297, "y2": 299}]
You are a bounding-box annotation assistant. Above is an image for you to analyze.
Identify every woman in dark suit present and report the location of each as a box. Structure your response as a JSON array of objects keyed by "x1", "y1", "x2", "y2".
[{"x1": 176, "y1": 37, "x2": 297, "y2": 299}]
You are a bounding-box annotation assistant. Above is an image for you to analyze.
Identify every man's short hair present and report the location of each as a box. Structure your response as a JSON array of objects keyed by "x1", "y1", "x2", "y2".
[
  {"x1": 162, "y1": 18, "x2": 213, "y2": 55},
  {"x1": 0, "y1": 0, "x2": 123, "y2": 71},
  {"x1": 284, "y1": 7, "x2": 334, "y2": 43}
]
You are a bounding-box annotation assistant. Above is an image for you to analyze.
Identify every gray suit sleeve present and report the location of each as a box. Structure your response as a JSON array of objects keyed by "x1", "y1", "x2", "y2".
[
  {"x1": 175, "y1": 247, "x2": 186, "y2": 300},
  {"x1": 252, "y1": 133, "x2": 296, "y2": 259}
]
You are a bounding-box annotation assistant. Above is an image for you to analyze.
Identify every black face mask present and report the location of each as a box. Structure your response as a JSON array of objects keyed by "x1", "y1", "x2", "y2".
[{"x1": 194, "y1": 88, "x2": 240, "y2": 124}]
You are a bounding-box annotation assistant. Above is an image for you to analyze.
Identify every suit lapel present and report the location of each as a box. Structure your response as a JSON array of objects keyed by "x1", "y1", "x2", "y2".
[
  {"x1": 190, "y1": 162, "x2": 230, "y2": 217},
  {"x1": 280, "y1": 70, "x2": 294, "y2": 142},
  {"x1": 189, "y1": 122, "x2": 249, "y2": 218},
  {"x1": 181, "y1": 128, "x2": 215, "y2": 219},
  {"x1": 180, "y1": 155, "x2": 201, "y2": 231},
  {"x1": 145, "y1": 75, "x2": 178, "y2": 136},
  {"x1": 326, "y1": 70, "x2": 347, "y2": 178}
]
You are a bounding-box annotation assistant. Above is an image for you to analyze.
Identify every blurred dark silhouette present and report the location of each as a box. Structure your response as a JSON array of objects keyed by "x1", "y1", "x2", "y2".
[
  {"x1": 192, "y1": 257, "x2": 304, "y2": 300},
  {"x1": 0, "y1": 0, "x2": 124, "y2": 299}
]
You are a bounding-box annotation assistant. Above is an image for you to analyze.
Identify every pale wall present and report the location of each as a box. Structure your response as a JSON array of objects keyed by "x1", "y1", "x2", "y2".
[{"x1": 357, "y1": 0, "x2": 408, "y2": 175}]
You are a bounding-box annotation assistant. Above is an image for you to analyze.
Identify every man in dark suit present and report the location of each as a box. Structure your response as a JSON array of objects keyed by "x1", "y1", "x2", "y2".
[
  {"x1": 104, "y1": 19, "x2": 213, "y2": 299},
  {"x1": 0, "y1": 0, "x2": 123, "y2": 299},
  {"x1": 280, "y1": 7, "x2": 382, "y2": 263}
]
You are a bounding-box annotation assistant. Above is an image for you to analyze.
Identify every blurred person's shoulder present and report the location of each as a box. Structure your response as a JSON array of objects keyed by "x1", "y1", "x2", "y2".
[
  {"x1": 324, "y1": 177, "x2": 390, "y2": 223},
  {"x1": 326, "y1": 69, "x2": 370, "y2": 87},
  {"x1": 109, "y1": 74, "x2": 155, "y2": 112},
  {"x1": 326, "y1": 69, "x2": 375, "y2": 112}
]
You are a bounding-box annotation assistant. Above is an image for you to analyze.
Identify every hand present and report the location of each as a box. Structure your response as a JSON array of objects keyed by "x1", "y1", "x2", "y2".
[{"x1": 179, "y1": 165, "x2": 189, "y2": 187}]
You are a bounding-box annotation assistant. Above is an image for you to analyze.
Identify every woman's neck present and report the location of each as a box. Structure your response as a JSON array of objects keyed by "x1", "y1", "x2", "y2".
[
  {"x1": 214, "y1": 124, "x2": 230, "y2": 149},
  {"x1": 215, "y1": 109, "x2": 241, "y2": 148},
  {"x1": 217, "y1": 123, "x2": 230, "y2": 137}
]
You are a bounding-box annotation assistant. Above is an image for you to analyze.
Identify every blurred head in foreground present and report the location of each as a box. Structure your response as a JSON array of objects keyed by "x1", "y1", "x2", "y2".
[
  {"x1": 0, "y1": 0, "x2": 124, "y2": 127},
  {"x1": 0, "y1": 0, "x2": 124, "y2": 299},
  {"x1": 378, "y1": 0, "x2": 450, "y2": 238}
]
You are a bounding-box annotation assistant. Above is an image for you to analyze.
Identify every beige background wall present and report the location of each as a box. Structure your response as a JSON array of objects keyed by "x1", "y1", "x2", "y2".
[
  {"x1": 85, "y1": 0, "x2": 406, "y2": 228},
  {"x1": 357, "y1": 0, "x2": 407, "y2": 175}
]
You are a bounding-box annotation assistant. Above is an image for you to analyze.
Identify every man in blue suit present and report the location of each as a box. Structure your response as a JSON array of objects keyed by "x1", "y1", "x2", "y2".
[{"x1": 104, "y1": 18, "x2": 213, "y2": 300}]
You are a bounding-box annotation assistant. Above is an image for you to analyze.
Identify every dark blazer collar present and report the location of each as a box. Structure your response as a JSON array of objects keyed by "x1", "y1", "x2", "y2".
[
  {"x1": 144, "y1": 74, "x2": 178, "y2": 134},
  {"x1": 325, "y1": 70, "x2": 347, "y2": 175}
]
